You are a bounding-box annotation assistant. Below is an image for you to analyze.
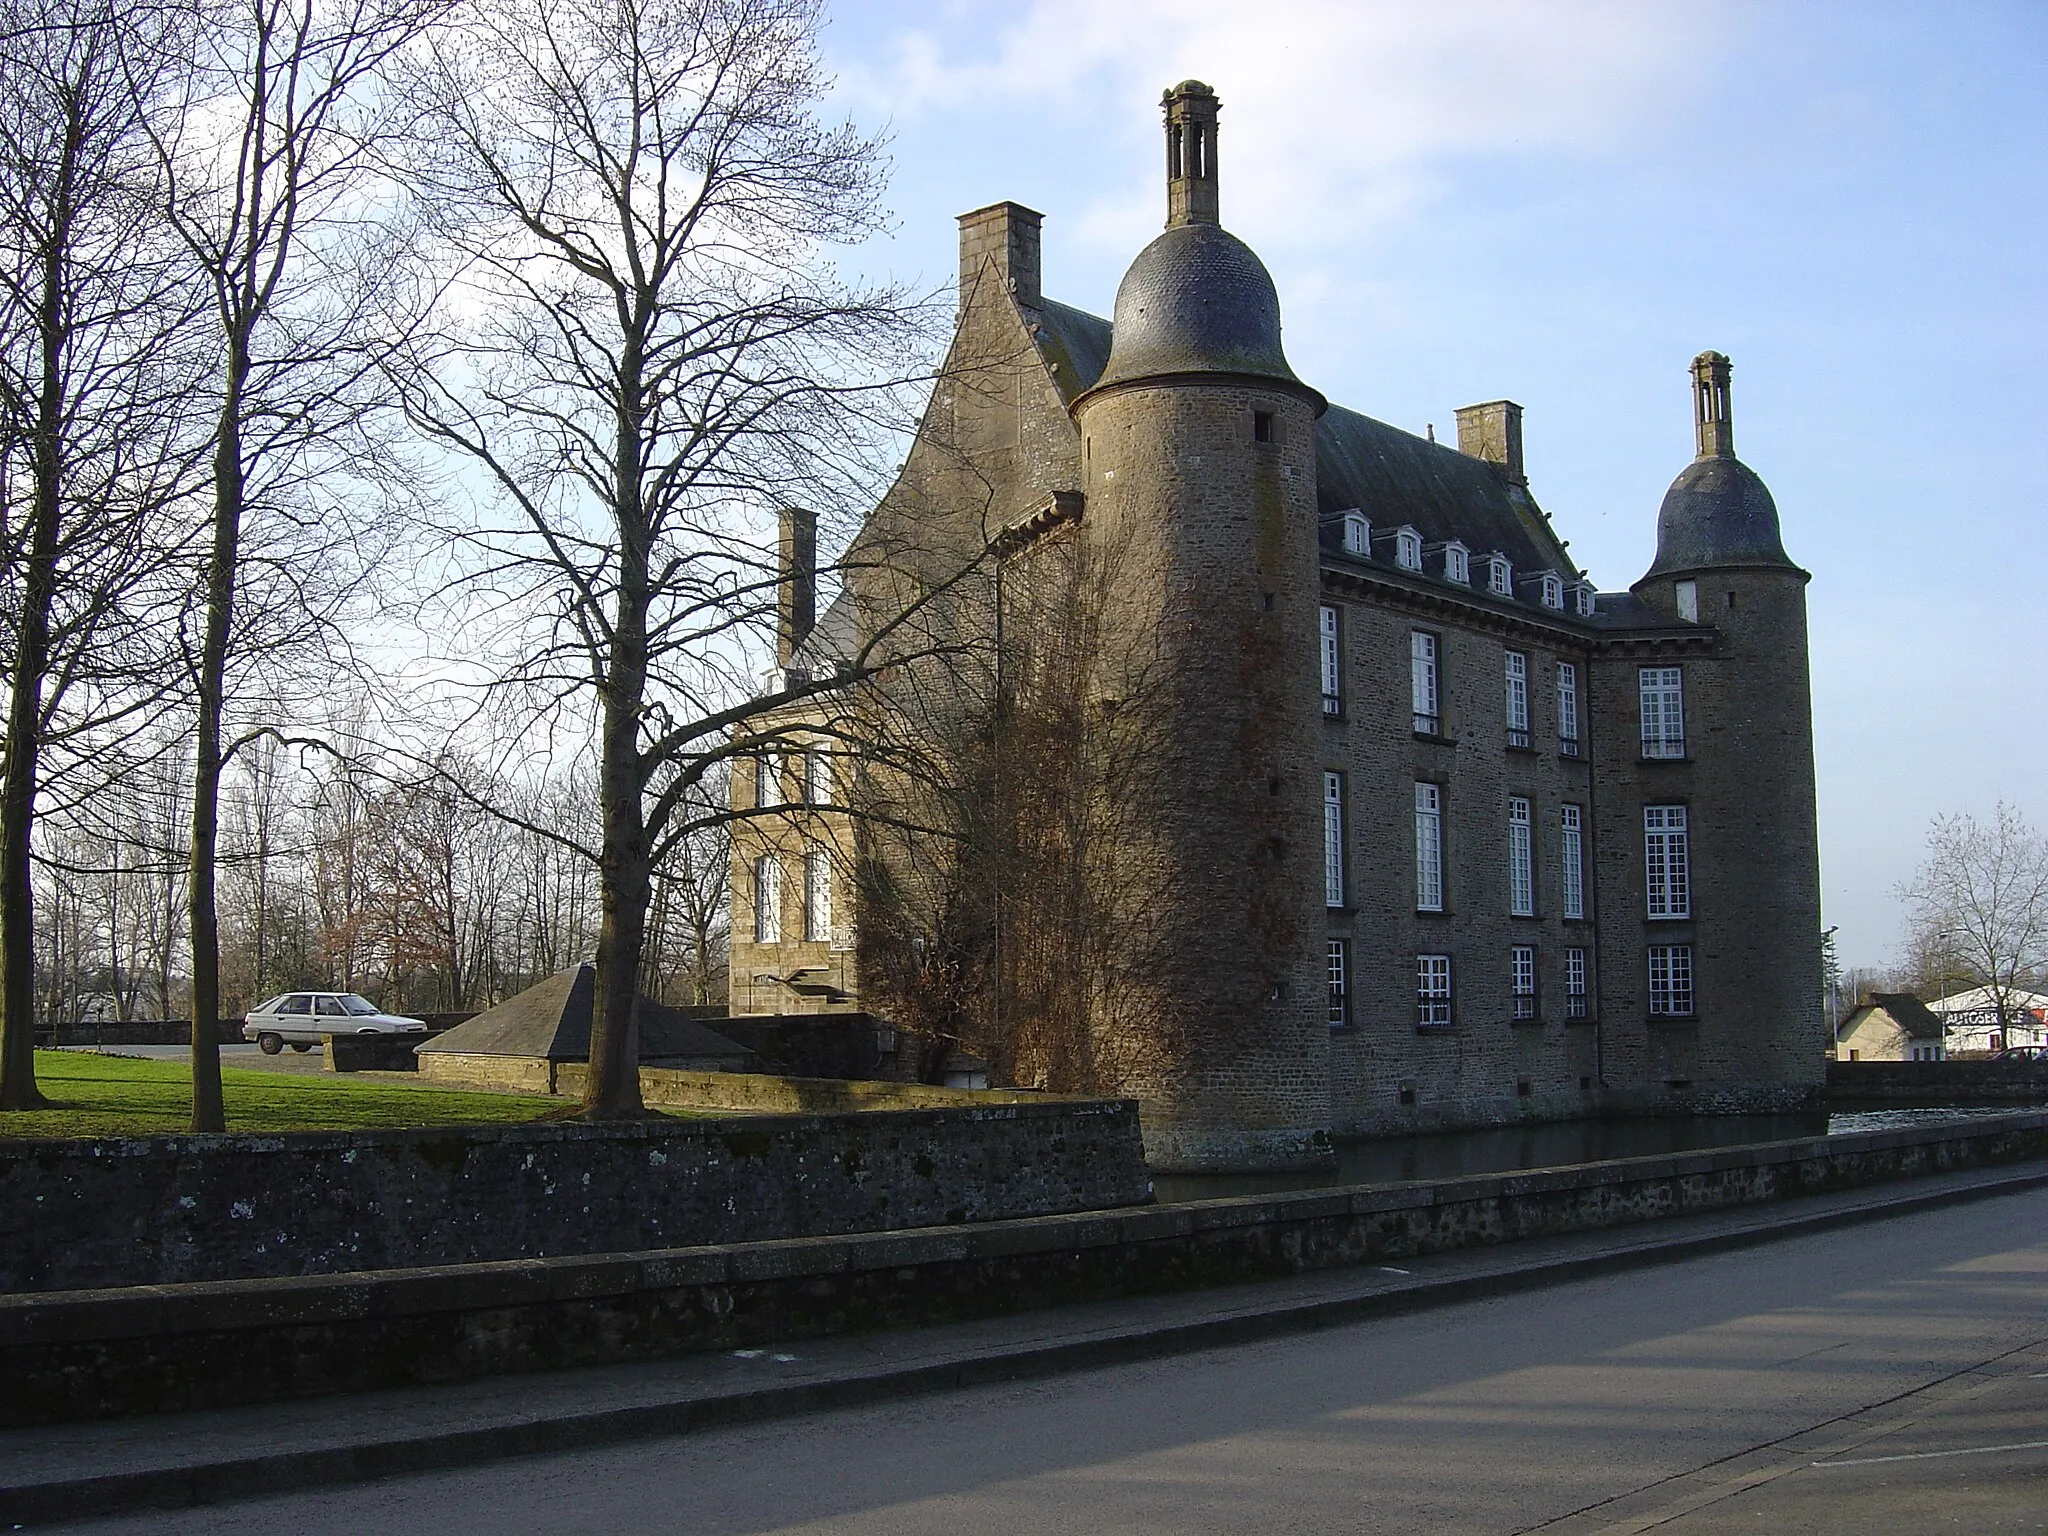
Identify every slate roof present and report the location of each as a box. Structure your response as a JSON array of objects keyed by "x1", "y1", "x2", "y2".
[
  {"x1": 791, "y1": 586, "x2": 856, "y2": 670},
  {"x1": 418, "y1": 964, "x2": 755, "y2": 1066},
  {"x1": 1089, "y1": 224, "x2": 1303, "y2": 394},
  {"x1": 1645, "y1": 454, "x2": 1798, "y2": 580}
]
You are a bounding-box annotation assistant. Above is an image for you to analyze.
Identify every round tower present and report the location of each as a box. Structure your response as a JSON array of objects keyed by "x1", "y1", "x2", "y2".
[
  {"x1": 1069, "y1": 82, "x2": 1332, "y2": 1169},
  {"x1": 1632, "y1": 353, "x2": 1824, "y2": 1097}
]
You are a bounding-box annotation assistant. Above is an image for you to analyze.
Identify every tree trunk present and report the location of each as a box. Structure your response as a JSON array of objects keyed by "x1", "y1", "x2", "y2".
[
  {"x1": 0, "y1": 104, "x2": 79, "y2": 1111},
  {"x1": 188, "y1": 340, "x2": 246, "y2": 1132},
  {"x1": 583, "y1": 334, "x2": 651, "y2": 1119}
]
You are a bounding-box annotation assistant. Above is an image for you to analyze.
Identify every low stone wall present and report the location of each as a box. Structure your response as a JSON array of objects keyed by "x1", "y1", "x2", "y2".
[
  {"x1": 7, "y1": 1111, "x2": 2045, "y2": 1427},
  {"x1": 42, "y1": 1020, "x2": 240, "y2": 1048},
  {"x1": 1827, "y1": 1059, "x2": 2048, "y2": 1102},
  {"x1": 0, "y1": 1099, "x2": 1149, "y2": 1294}
]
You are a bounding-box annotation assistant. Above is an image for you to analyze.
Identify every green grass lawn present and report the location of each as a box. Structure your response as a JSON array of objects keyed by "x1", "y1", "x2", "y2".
[{"x1": 2, "y1": 1050, "x2": 567, "y2": 1137}]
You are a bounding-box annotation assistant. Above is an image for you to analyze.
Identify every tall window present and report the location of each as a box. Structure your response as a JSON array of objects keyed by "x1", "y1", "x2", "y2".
[
  {"x1": 1540, "y1": 572, "x2": 1564, "y2": 610},
  {"x1": 805, "y1": 750, "x2": 833, "y2": 806},
  {"x1": 1320, "y1": 605, "x2": 1341, "y2": 715},
  {"x1": 1648, "y1": 945, "x2": 1695, "y2": 1017},
  {"x1": 1418, "y1": 955, "x2": 1453, "y2": 1028},
  {"x1": 1411, "y1": 631, "x2": 1439, "y2": 734},
  {"x1": 1324, "y1": 772, "x2": 1345, "y2": 908},
  {"x1": 1574, "y1": 583, "x2": 1596, "y2": 617},
  {"x1": 1342, "y1": 511, "x2": 1370, "y2": 554},
  {"x1": 755, "y1": 753, "x2": 782, "y2": 807},
  {"x1": 803, "y1": 852, "x2": 831, "y2": 942},
  {"x1": 1415, "y1": 782, "x2": 1443, "y2": 912},
  {"x1": 752, "y1": 855, "x2": 781, "y2": 945},
  {"x1": 1561, "y1": 804, "x2": 1585, "y2": 920},
  {"x1": 1504, "y1": 651, "x2": 1530, "y2": 748},
  {"x1": 1557, "y1": 662, "x2": 1580, "y2": 756},
  {"x1": 1445, "y1": 542, "x2": 1470, "y2": 585},
  {"x1": 1396, "y1": 526, "x2": 1423, "y2": 571},
  {"x1": 1508, "y1": 796, "x2": 1535, "y2": 916},
  {"x1": 1511, "y1": 945, "x2": 1537, "y2": 1019},
  {"x1": 1639, "y1": 667, "x2": 1686, "y2": 759},
  {"x1": 1487, "y1": 555, "x2": 1513, "y2": 596},
  {"x1": 1328, "y1": 939, "x2": 1350, "y2": 1029},
  {"x1": 1644, "y1": 805, "x2": 1691, "y2": 919},
  {"x1": 1565, "y1": 947, "x2": 1590, "y2": 1020}
]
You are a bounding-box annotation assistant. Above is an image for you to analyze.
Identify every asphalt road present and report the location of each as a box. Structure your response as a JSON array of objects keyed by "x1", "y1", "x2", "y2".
[{"x1": 64, "y1": 1186, "x2": 2048, "y2": 1535}]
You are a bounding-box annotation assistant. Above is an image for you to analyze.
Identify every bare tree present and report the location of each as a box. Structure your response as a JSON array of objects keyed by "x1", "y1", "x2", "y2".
[
  {"x1": 152, "y1": 0, "x2": 442, "y2": 1127},
  {"x1": 1898, "y1": 801, "x2": 2048, "y2": 1029},
  {"x1": 0, "y1": 0, "x2": 195, "y2": 1108},
  {"x1": 397, "y1": 0, "x2": 942, "y2": 1116}
]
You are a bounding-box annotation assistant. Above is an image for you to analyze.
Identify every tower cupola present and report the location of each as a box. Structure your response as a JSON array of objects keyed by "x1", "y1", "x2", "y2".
[
  {"x1": 1082, "y1": 81, "x2": 1315, "y2": 403},
  {"x1": 1642, "y1": 351, "x2": 1798, "y2": 580}
]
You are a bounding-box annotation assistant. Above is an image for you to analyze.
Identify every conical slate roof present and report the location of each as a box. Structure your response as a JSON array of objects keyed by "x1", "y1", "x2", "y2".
[
  {"x1": 1644, "y1": 456, "x2": 1796, "y2": 579},
  {"x1": 1090, "y1": 223, "x2": 1302, "y2": 394},
  {"x1": 418, "y1": 964, "x2": 753, "y2": 1066}
]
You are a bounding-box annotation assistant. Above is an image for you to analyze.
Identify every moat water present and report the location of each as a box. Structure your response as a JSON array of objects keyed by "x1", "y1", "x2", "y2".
[{"x1": 1149, "y1": 1106, "x2": 2027, "y2": 1205}]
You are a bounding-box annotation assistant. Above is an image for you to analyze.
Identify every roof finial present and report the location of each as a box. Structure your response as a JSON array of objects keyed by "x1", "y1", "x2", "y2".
[
  {"x1": 1691, "y1": 351, "x2": 1734, "y2": 459},
  {"x1": 1162, "y1": 80, "x2": 1220, "y2": 228}
]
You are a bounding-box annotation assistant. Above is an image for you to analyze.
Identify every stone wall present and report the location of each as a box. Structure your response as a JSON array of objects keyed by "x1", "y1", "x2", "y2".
[
  {"x1": 1828, "y1": 1059, "x2": 2048, "y2": 1101},
  {"x1": 7, "y1": 1111, "x2": 2043, "y2": 1427},
  {"x1": 0, "y1": 1098, "x2": 1149, "y2": 1294}
]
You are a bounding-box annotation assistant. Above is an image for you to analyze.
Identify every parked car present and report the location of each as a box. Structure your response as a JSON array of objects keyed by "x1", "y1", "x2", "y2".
[
  {"x1": 242, "y1": 993, "x2": 428, "y2": 1055},
  {"x1": 1994, "y1": 1044, "x2": 2047, "y2": 1062}
]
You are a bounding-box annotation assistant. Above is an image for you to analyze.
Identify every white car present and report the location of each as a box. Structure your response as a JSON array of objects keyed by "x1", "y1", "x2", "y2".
[{"x1": 242, "y1": 993, "x2": 428, "y2": 1054}]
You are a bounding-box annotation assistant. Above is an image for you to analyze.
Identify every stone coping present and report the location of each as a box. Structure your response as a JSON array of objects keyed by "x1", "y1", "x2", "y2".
[{"x1": 12, "y1": 1109, "x2": 2044, "y2": 1352}]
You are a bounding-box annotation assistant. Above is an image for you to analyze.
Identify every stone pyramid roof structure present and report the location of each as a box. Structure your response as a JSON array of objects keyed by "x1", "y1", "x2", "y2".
[{"x1": 418, "y1": 964, "x2": 754, "y2": 1068}]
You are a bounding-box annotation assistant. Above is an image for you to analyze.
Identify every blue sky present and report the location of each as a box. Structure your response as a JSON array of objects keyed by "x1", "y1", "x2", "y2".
[{"x1": 814, "y1": 0, "x2": 2048, "y2": 972}]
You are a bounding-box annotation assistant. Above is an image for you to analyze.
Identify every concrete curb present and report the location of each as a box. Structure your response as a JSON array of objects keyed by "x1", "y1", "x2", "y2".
[{"x1": 8, "y1": 1160, "x2": 2048, "y2": 1528}]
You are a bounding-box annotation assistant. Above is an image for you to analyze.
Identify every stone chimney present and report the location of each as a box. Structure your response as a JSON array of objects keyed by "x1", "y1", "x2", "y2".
[
  {"x1": 957, "y1": 202, "x2": 1042, "y2": 313},
  {"x1": 1455, "y1": 400, "x2": 1526, "y2": 487},
  {"x1": 776, "y1": 505, "x2": 816, "y2": 667},
  {"x1": 1162, "y1": 79, "x2": 1220, "y2": 227},
  {"x1": 1691, "y1": 350, "x2": 1734, "y2": 459}
]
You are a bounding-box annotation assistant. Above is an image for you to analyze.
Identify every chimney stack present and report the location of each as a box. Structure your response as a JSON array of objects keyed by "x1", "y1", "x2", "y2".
[
  {"x1": 1162, "y1": 80, "x2": 1221, "y2": 227},
  {"x1": 776, "y1": 506, "x2": 816, "y2": 667},
  {"x1": 956, "y1": 202, "x2": 1042, "y2": 313},
  {"x1": 1455, "y1": 400, "x2": 1526, "y2": 486},
  {"x1": 1691, "y1": 351, "x2": 1734, "y2": 459}
]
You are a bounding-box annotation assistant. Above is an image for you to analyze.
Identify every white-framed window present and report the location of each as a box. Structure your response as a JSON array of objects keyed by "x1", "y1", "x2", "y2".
[
  {"x1": 1508, "y1": 796, "x2": 1535, "y2": 916},
  {"x1": 1342, "y1": 510, "x2": 1370, "y2": 555},
  {"x1": 1648, "y1": 944, "x2": 1694, "y2": 1017},
  {"x1": 1418, "y1": 954, "x2": 1453, "y2": 1029},
  {"x1": 1444, "y1": 541, "x2": 1470, "y2": 585},
  {"x1": 1396, "y1": 526, "x2": 1423, "y2": 571},
  {"x1": 1411, "y1": 631, "x2": 1439, "y2": 734},
  {"x1": 755, "y1": 753, "x2": 782, "y2": 807},
  {"x1": 1415, "y1": 782, "x2": 1443, "y2": 912},
  {"x1": 1320, "y1": 605, "x2": 1341, "y2": 716},
  {"x1": 1561, "y1": 804, "x2": 1585, "y2": 921},
  {"x1": 1676, "y1": 579, "x2": 1699, "y2": 623},
  {"x1": 752, "y1": 854, "x2": 781, "y2": 945},
  {"x1": 1487, "y1": 554, "x2": 1513, "y2": 596},
  {"x1": 1574, "y1": 582, "x2": 1596, "y2": 617},
  {"x1": 1640, "y1": 667, "x2": 1686, "y2": 759},
  {"x1": 805, "y1": 750, "x2": 833, "y2": 806},
  {"x1": 1540, "y1": 571, "x2": 1564, "y2": 610},
  {"x1": 1511, "y1": 944, "x2": 1538, "y2": 1019},
  {"x1": 1328, "y1": 939, "x2": 1350, "y2": 1029},
  {"x1": 1324, "y1": 771, "x2": 1345, "y2": 909},
  {"x1": 1644, "y1": 804, "x2": 1690, "y2": 919},
  {"x1": 1504, "y1": 651, "x2": 1530, "y2": 748},
  {"x1": 1565, "y1": 946, "x2": 1589, "y2": 1019},
  {"x1": 803, "y1": 851, "x2": 831, "y2": 942},
  {"x1": 1557, "y1": 661, "x2": 1580, "y2": 756}
]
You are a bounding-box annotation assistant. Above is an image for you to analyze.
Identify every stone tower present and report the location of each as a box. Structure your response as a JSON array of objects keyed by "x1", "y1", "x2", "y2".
[
  {"x1": 1624, "y1": 352, "x2": 1825, "y2": 1096},
  {"x1": 1068, "y1": 82, "x2": 1332, "y2": 1169}
]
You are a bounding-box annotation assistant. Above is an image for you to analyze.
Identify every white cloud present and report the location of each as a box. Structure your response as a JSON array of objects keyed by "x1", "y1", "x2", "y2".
[{"x1": 839, "y1": 0, "x2": 1726, "y2": 253}]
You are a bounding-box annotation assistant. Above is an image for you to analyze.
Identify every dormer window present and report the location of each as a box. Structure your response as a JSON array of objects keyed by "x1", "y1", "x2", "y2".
[
  {"x1": 1486, "y1": 554, "x2": 1512, "y2": 597},
  {"x1": 1540, "y1": 571, "x2": 1564, "y2": 610},
  {"x1": 1341, "y1": 511, "x2": 1370, "y2": 556},
  {"x1": 1395, "y1": 526, "x2": 1423, "y2": 572},
  {"x1": 1572, "y1": 582, "x2": 1596, "y2": 617},
  {"x1": 1444, "y1": 541, "x2": 1470, "y2": 584}
]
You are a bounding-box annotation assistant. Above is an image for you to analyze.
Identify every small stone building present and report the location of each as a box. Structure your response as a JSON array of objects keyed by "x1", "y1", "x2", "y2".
[
  {"x1": 1834, "y1": 994, "x2": 1946, "y2": 1062},
  {"x1": 732, "y1": 80, "x2": 1825, "y2": 1168}
]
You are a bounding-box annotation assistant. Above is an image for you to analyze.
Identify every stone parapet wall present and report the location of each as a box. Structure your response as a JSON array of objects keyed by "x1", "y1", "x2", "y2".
[
  {"x1": 1827, "y1": 1060, "x2": 2048, "y2": 1101},
  {"x1": 0, "y1": 1099, "x2": 1149, "y2": 1295},
  {"x1": 7, "y1": 1112, "x2": 2044, "y2": 1426}
]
